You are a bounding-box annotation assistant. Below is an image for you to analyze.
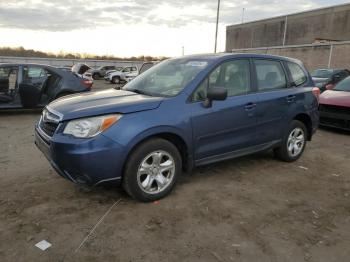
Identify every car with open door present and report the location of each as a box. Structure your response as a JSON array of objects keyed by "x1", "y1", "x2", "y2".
[{"x1": 0, "y1": 63, "x2": 91, "y2": 109}]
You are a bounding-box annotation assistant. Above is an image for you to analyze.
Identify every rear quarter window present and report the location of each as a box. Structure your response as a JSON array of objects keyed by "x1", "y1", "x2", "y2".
[{"x1": 287, "y1": 62, "x2": 307, "y2": 86}]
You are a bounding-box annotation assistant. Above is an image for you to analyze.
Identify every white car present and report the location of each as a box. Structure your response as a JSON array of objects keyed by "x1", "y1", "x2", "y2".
[
  {"x1": 121, "y1": 62, "x2": 158, "y2": 83},
  {"x1": 107, "y1": 66, "x2": 138, "y2": 84}
]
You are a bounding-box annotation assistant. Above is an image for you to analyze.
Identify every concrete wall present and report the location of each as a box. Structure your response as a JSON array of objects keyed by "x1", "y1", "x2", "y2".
[
  {"x1": 0, "y1": 56, "x2": 143, "y2": 69},
  {"x1": 226, "y1": 3, "x2": 350, "y2": 51},
  {"x1": 232, "y1": 42, "x2": 350, "y2": 71}
]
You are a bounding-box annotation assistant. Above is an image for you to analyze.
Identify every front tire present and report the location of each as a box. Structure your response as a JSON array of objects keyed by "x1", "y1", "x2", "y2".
[
  {"x1": 112, "y1": 76, "x2": 120, "y2": 84},
  {"x1": 123, "y1": 138, "x2": 182, "y2": 202},
  {"x1": 92, "y1": 73, "x2": 100, "y2": 80},
  {"x1": 274, "y1": 120, "x2": 307, "y2": 162}
]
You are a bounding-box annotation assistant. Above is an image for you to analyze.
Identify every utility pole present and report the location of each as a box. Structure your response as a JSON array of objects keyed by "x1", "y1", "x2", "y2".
[
  {"x1": 241, "y1": 8, "x2": 245, "y2": 24},
  {"x1": 214, "y1": 0, "x2": 221, "y2": 53}
]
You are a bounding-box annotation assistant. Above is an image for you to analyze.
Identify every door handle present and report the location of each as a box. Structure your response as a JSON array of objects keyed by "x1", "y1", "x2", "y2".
[
  {"x1": 286, "y1": 95, "x2": 296, "y2": 103},
  {"x1": 244, "y1": 102, "x2": 256, "y2": 111}
]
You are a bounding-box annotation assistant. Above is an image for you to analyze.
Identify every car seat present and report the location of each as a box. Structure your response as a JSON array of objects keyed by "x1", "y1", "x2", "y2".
[{"x1": 264, "y1": 72, "x2": 278, "y2": 89}]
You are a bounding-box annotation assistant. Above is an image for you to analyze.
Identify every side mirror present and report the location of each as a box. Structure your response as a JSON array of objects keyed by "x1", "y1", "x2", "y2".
[{"x1": 203, "y1": 87, "x2": 227, "y2": 108}]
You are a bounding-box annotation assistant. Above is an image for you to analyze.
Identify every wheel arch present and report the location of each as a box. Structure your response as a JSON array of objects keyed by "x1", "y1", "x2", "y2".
[
  {"x1": 122, "y1": 130, "x2": 192, "y2": 175},
  {"x1": 293, "y1": 113, "x2": 312, "y2": 141}
]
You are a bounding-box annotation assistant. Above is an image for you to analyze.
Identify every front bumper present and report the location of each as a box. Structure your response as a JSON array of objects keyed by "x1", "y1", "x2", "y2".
[
  {"x1": 319, "y1": 111, "x2": 350, "y2": 131},
  {"x1": 35, "y1": 125, "x2": 125, "y2": 186}
]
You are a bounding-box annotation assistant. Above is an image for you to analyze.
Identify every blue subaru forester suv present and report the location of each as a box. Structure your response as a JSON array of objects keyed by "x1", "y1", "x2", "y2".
[{"x1": 35, "y1": 54, "x2": 319, "y2": 202}]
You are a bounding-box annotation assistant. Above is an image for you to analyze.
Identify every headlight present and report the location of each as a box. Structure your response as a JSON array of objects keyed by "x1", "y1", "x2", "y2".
[{"x1": 63, "y1": 114, "x2": 121, "y2": 138}]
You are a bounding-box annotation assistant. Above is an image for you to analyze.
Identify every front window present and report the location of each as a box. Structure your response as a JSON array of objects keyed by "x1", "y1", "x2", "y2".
[
  {"x1": 333, "y1": 76, "x2": 350, "y2": 92},
  {"x1": 123, "y1": 58, "x2": 208, "y2": 97},
  {"x1": 192, "y1": 59, "x2": 250, "y2": 101},
  {"x1": 311, "y1": 69, "x2": 334, "y2": 78}
]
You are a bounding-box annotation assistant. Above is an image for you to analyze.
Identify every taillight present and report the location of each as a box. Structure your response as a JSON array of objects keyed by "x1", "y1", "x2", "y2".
[
  {"x1": 325, "y1": 83, "x2": 334, "y2": 90},
  {"x1": 312, "y1": 87, "x2": 320, "y2": 103},
  {"x1": 81, "y1": 79, "x2": 92, "y2": 89}
]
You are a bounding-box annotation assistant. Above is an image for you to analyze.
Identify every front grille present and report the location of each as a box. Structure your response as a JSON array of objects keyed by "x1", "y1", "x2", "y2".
[
  {"x1": 39, "y1": 119, "x2": 59, "y2": 137},
  {"x1": 39, "y1": 108, "x2": 61, "y2": 138},
  {"x1": 319, "y1": 104, "x2": 350, "y2": 130},
  {"x1": 319, "y1": 104, "x2": 350, "y2": 114}
]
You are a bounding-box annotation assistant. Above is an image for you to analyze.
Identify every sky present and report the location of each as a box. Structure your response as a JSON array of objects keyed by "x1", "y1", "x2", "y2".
[{"x1": 0, "y1": 0, "x2": 349, "y2": 57}]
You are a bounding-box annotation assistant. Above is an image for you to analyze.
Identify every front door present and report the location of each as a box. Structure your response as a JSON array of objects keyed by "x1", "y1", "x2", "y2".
[
  {"x1": 190, "y1": 59, "x2": 258, "y2": 164},
  {"x1": 0, "y1": 66, "x2": 19, "y2": 107}
]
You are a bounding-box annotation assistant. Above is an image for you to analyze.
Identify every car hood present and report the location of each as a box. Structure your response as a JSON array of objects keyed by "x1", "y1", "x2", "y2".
[
  {"x1": 47, "y1": 89, "x2": 164, "y2": 121},
  {"x1": 319, "y1": 90, "x2": 350, "y2": 107}
]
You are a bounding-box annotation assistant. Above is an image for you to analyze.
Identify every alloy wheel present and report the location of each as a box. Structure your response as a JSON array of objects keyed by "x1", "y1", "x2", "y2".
[
  {"x1": 137, "y1": 150, "x2": 176, "y2": 195},
  {"x1": 287, "y1": 127, "x2": 305, "y2": 157}
]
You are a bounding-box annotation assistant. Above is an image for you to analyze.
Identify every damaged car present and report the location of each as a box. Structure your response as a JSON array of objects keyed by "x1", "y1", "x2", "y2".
[{"x1": 0, "y1": 63, "x2": 92, "y2": 109}]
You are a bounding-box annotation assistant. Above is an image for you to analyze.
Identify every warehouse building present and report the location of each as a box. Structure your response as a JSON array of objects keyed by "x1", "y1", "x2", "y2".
[{"x1": 226, "y1": 3, "x2": 350, "y2": 70}]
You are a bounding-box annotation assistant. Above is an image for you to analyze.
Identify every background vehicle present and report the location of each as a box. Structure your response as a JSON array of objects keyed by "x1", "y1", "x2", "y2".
[
  {"x1": 107, "y1": 66, "x2": 138, "y2": 84},
  {"x1": 0, "y1": 63, "x2": 91, "y2": 109},
  {"x1": 319, "y1": 76, "x2": 350, "y2": 130},
  {"x1": 56, "y1": 66, "x2": 72, "y2": 72},
  {"x1": 90, "y1": 66, "x2": 123, "y2": 80},
  {"x1": 104, "y1": 69, "x2": 122, "y2": 81},
  {"x1": 35, "y1": 54, "x2": 319, "y2": 202},
  {"x1": 311, "y1": 68, "x2": 350, "y2": 92},
  {"x1": 121, "y1": 62, "x2": 157, "y2": 83}
]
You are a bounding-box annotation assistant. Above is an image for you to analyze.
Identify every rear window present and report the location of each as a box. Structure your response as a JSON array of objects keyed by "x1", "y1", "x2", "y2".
[
  {"x1": 254, "y1": 60, "x2": 287, "y2": 91},
  {"x1": 287, "y1": 62, "x2": 307, "y2": 86},
  {"x1": 311, "y1": 69, "x2": 333, "y2": 78}
]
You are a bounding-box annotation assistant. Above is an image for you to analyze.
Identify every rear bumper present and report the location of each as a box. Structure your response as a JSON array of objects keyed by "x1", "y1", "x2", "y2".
[{"x1": 35, "y1": 125, "x2": 125, "y2": 186}]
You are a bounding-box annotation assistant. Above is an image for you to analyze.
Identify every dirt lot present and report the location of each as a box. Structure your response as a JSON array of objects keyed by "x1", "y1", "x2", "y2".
[{"x1": 1, "y1": 81, "x2": 350, "y2": 262}]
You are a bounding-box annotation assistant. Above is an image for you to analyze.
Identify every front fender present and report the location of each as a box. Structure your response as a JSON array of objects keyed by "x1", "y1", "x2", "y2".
[{"x1": 125, "y1": 125, "x2": 191, "y2": 152}]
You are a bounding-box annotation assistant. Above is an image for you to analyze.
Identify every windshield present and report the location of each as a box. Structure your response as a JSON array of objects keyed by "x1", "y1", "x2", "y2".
[
  {"x1": 311, "y1": 69, "x2": 334, "y2": 78},
  {"x1": 123, "y1": 58, "x2": 208, "y2": 97},
  {"x1": 333, "y1": 76, "x2": 350, "y2": 92}
]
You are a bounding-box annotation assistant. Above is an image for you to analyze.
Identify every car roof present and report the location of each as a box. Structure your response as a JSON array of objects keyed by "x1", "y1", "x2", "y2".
[
  {"x1": 0, "y1": 63, "x2": 60, "y2": 70},
  {"x1": 0, "y1": 63, "x2": 78, "y2": 78},
  {"x1": 171, "y1": 53, "x2": 302, "y2": 64}
]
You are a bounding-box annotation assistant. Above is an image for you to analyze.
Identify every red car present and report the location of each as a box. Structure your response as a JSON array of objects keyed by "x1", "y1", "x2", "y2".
[{"x1": 319, "y1": 76, "x2": 350, "y2": 130}]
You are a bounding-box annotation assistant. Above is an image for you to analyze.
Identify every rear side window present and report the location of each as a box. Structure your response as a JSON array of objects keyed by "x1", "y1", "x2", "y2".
[
  {"x1": 287, "y1": 62, "x2": 307, "y2": 86},
  {"x1": 254, "y1": 60, "x2": 287, "y2": 91}
]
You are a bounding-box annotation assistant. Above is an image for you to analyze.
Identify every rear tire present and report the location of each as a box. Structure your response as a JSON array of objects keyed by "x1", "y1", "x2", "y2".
[
  {"x1": 274, "y1": 120, "x2": 307, "y2": 162},
  {"x1": 122, "y1": 138, "x2": 182, "y2": 202}
]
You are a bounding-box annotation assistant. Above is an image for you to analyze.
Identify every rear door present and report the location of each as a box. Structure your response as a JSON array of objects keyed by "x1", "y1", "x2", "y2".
[
  {"x1": 19, "y1": 66, "x2": 48, "y2": 108},
  {"x1": 253, "y1": 59, "x2": 293, "y2": 144},
  {"x1": 190, "y1": 59, "x2": 258, "y2": 163}
]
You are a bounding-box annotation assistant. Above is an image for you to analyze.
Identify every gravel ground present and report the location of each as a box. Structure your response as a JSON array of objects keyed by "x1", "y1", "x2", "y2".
[{"x1": 0, "y1": 80, "x2": 350, "y2": 262}]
